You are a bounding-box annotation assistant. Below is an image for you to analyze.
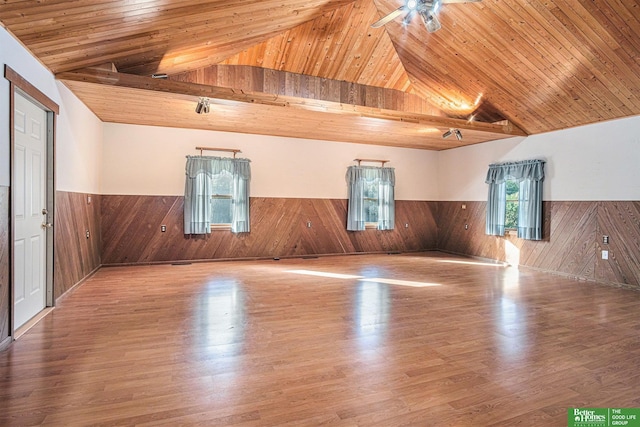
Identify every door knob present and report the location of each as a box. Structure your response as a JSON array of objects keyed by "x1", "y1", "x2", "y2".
[
  {"x1": 42, "y1": 208, "x2": 49, "y2": 215},
  {"x1": 41, "y1": 222, "x2": 52, "y2": 229}
]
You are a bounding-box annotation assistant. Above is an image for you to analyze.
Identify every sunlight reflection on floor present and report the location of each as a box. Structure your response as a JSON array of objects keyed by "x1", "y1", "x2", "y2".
[{"x1": 286, "y1": 270, "x2": 442, "y2": 287}]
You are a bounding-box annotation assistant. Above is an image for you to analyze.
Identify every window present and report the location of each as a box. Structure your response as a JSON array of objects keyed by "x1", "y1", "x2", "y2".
[
  {"x1": 485, "y1": 160, "x2": 545, "y2": 240},
  {"x1": 346, "y1": 166, "x2": 395, "y2": 231},
  {"x1": 363, "y1": 178, "x2": 379, "y2": 225},
  {"x1": 504, "y1": 179, "x2": 519, "y2": 229},
  {"x1": 211, "y1": 170, "x2": 233, "y2": 226},
  {"x1": 184, "y1": 156, "x2": 251, "y2": 235}
]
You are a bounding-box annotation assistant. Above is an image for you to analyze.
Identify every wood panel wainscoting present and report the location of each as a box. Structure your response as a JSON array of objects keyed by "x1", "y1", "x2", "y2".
[
  {"x1": 0, "y1": 186, "x2": 9, "y2": 346},
  {"x1": 437, "y1": 201, "x2": 640, "y2": 290},
  {"x1": 595, "y1": 202, "x2": 640, "y2": 286},
  {"x1": 54, "y1": 191, "x2": 102, "y2": 300},
  {"x1": 101, "y1": 196, "x2": 438, "y2": 265},
  {"x1": 2, "y1": 253, "x2": 640, "y2": 425}
]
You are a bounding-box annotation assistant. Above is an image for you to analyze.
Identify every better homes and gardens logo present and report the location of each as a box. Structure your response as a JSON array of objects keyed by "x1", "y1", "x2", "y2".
[
  {"x1": 571, "y1": 409, "x2": 607, "y2": 426},
  {"x1": 568, "y1": 408, "x2": 640, "y2": 427}
]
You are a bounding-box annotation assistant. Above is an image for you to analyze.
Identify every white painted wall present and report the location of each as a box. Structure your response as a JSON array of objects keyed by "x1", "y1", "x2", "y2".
[
  {"x1": 438, "y1": 115, "x2": 640, "y2": 201},
  {"x1": 55, "y1": 83, "x2": 103, "y2": 193},
  {"x1": 101, "y1": 123, "x2": 440, "y2": 200},
  {"x1": 0, "y1": 26, "x2": 103, "y2": 192}
]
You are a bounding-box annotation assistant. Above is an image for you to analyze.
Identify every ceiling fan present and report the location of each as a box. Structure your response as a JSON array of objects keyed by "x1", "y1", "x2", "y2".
[{"x1": 371, "y1": 0, "x2": 482, "y2": 33}]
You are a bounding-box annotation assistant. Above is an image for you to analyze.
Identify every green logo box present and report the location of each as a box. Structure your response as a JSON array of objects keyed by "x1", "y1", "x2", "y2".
[{"x1": 568, "y1": 408, "x2": 640, "y2": 427}]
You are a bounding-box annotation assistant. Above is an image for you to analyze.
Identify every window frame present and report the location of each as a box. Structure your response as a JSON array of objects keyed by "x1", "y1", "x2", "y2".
[
  {"x1": 504, "y1": 178, "x2": 519, "y2": 231},
  {"x1": 363, "y1": 177, "x2": 379, "y2": 228},
  {"x1": 210, "y1": 170, "x2": 233, "y2": 230}
]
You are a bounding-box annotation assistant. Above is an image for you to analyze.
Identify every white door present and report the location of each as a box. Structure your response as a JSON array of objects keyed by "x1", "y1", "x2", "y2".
[{"x1": 13, "y1": 92, "x2": 48, "y2": 328}]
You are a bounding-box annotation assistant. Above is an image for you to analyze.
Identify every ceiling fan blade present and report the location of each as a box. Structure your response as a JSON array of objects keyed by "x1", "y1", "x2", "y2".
[
  {"x1": 441, "y1": 0, "x2": 482, "y2": 3},
  {"x1": 402, "y1": 10, "x2": 417, "y2": 26},
  {"x1": 371, "y1": 6, "x2": 406, "y2": 28}
]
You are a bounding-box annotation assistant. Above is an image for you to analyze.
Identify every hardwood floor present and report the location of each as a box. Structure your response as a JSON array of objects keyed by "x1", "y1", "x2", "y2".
[{"x1": 1, "y1": 252, "x2": 639, "y2": 426}]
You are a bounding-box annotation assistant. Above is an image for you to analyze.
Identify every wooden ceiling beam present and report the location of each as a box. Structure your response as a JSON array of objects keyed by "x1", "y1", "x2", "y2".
[{"x1": 57, "y1": 67, "x2": 527, "y2": 137}]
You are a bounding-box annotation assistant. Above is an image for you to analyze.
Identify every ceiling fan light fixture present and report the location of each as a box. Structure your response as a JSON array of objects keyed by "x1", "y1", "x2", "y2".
[
  {"x1": 371, "y1": 0, "x2": 481, "y2": 31},
  {"x1": 420, "y1": 10, "x2": 442, "y2": 33},
  {"x1": 442, "y1": 128, "x2": 463, "y2": 140},
  {"x1": 195, "y1": 97, "x2": 210, "y2": 114}
]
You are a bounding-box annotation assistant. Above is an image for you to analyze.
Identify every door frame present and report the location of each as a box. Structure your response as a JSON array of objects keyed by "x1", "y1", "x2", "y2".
[{"x1": 5, "y1": 66, "x2": 58, "y2": 338}]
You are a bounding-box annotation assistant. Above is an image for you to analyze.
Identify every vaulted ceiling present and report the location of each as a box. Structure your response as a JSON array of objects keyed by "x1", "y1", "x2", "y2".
[{"x1": 1, "y1": 0, "x2": 639, "y2": 150}]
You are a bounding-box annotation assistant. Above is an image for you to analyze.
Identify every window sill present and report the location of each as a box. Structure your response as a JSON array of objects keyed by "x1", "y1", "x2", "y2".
[{"x1": 210, "y1": 224, "x2": 232, "y2": 231}]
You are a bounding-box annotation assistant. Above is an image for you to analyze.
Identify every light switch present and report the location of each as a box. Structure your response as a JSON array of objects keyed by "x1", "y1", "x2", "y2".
[{"x1": 602, "y1": 250, "x2": 609, "y2": 260}]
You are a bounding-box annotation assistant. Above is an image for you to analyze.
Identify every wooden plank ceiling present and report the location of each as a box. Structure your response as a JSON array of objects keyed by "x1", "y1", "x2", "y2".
[{"x1": 1, "y1": 0, "x2": 639, "y2": 150}]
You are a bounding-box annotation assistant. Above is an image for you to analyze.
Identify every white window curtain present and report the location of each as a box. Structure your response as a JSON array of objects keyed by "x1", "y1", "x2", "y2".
[
  {"x1": 184, "y1": 156, "x2": 251, "y2": 234},
  {"x1": 231, "y1": 159, "x2": 251, "y2": 233},
  {"x1": 346, "y1": 165, "x2": 395, "y2": 231},
  {"x1": 485, "y1": 159, "x2": 545, "y2": 240}
]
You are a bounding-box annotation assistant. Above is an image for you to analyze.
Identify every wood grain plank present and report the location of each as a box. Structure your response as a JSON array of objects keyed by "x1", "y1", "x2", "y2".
[
  {"x1": 58, "y1": 70, "x2": 523, "y2": 151},
  {"x1": 221, "y1": 0, "x2": 413, "y2": 92},
  {"x1": 100, "y1": 196, "x2": 438, "y2": 265},
  {"x1": 596, "y1": 201, "x2": 640, "y2": 288},
  {"x1": 2, "y1": 253, "x2": 640, "y2": 424},
  {"x1": 516, "y1": 202, "x2": 596, "y2": 276},
  {"x1": 437, "y1": 200, "x2": 640, "y2": 290},
  {"x1": 377, "y1": 0, "x2": 640, "y2": 134},
  {"x1": 173, "y1": 64, "x2": 440, "y2": 115},
  {"x1": 54, "y1": 191, "x2": 101, "y2": 300},
  {"x1": 1, "y1": 0, "x2": 355, "y2": 74}
]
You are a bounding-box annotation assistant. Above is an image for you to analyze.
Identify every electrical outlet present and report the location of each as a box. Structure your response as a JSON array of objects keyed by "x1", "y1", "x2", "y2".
[
  {"x1": 87, "y1": 195, "x2": 92, "y2": 204},
  {"x1": 602, "y1": 250, "x2": 609, "y2": 260},
  {"x1": 307, "y1": 221, "x2": 312, "y2": 228},
  {"x1": 161, "y1": 225, "x2": 167, "y2": 232},
  {"x1": 405, "y1": 223, "x2": 409, "y2": 228},
  {"x1": 465, "y1": 224, "x2": 469, "y2": 230},
  {"x1": 461, "y1": 204, "x2": 466, "y2": 210},
  {"x1": 603, "y1": 235, "x2": 609, "y2": 244},
  {"x1": 85, "y1": 230, "x2": 90, "y2": 239}
]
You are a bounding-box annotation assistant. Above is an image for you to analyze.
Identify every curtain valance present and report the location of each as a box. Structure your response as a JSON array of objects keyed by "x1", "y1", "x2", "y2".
[
  {"x1": 346, "y1": 166, "x2": 395, "y2": 186},
  {"x1": 485, "y1": 159, "x2": 545, "y2": 184},
  {"x1": 185, "y1": 156, "x2": 251, "y2": 180}
]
